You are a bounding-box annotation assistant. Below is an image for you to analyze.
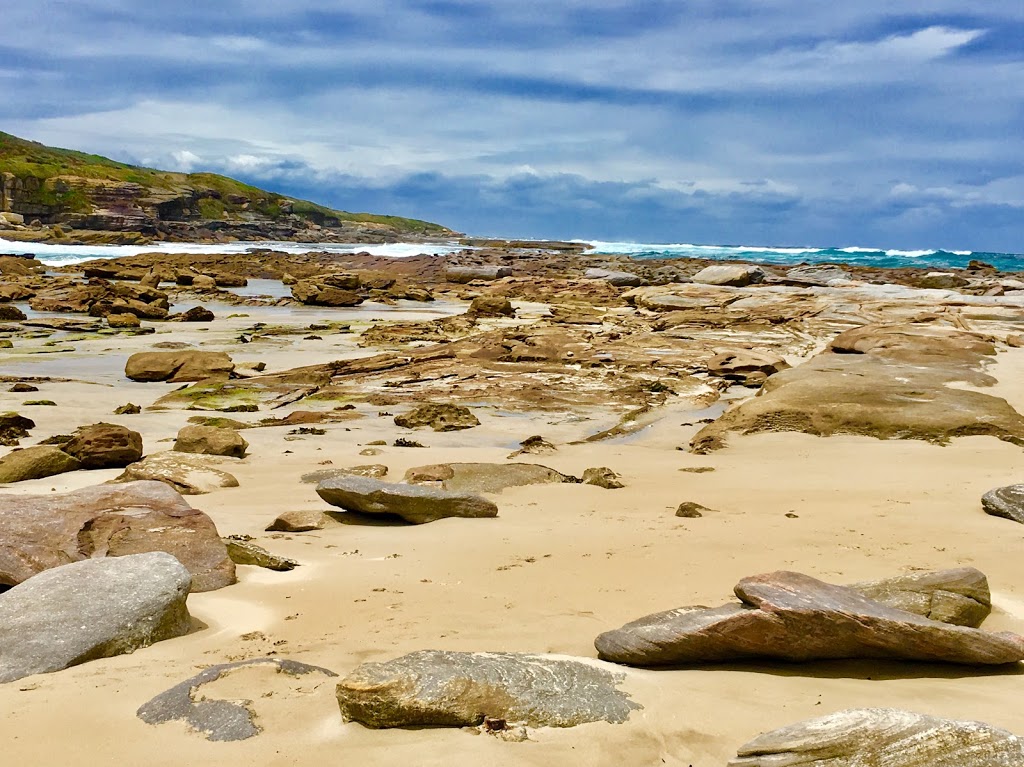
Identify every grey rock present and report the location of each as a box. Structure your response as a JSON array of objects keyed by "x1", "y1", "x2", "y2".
[
  {"x1": 584, "y1": 268, "x2": 645, "y2": 287},
  {"x1": 982, "y1": 484, "x2": 1024, "y2": 524},
  {"x1": 301, "y1": 465, "x2": 389, "y2": 484},
  {"x1": 691, "y1": 264, "x2": 766, "y2": 287},
  {"x1": 784, "y1": 264, "x2": 851, "y2": 286},
  {"x1": 317, "y1": 475, "x2": 498, "y2": 524},
  {"x1": 445, "y1": 265, "x2": 513, "y2": 283},
  {"x1": 138, "y1": 658, "x2": 337, "y2": 741},
  {"x1": 0, "y1": 552, "x2": 192, "y2": 684},
  {"x1": 265, "y1": 510, "x2": 326, "y2": 532},
  {"x1": 336, "y1": 650, "x2": 640, "y2": 728},
  {"x1": 223, "y1": 536, "x2": 298, "y2": 571},
  {"x1": 849, "y1": 567, "x2": 991, "y2": 627},
  {"x1": 730, "y1": 708, "x2": 1024, "y2": 766}
]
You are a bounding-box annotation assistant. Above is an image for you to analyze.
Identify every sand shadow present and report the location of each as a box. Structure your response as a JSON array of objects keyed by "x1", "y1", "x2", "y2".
[
  {"x1": 324, "y1": 510, "x2": 414, "y2": 527},
  {"x1": 645, "y1": 657, "x2": 1024, "y2": 680}
]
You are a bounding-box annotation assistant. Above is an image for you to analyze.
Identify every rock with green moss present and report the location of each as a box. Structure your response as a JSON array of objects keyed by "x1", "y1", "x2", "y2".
[{"x1": 0, "y1": 445, "x2": 80, "y2": 483}]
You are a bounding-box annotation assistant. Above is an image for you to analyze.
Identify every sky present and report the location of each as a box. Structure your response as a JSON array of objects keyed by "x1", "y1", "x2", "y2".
[{"x1": 2, "y1": 1, "x2": 1023, "y2": 251}]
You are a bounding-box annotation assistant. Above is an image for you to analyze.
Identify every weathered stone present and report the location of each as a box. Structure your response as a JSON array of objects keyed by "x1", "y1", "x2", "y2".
[
  {"x1": 106, "y1": 312, "x2": 140, "y2": 328},
  {"x1": 336, "y1": 651, "x2": 640, "y2": 728},
  {"x1": 0, "y1": 481, "x2": 234, "y2": 592},
  {"x1": 507, "y1": 435, "x2": 557, "y2": 458},
  {"x1": 321, "y1": 273, "x2": 361, "y2": 290},
  {"x1": 468, "y1": 295, "x2": 515, "y2": 317},
  {"x1": 223, "y1": 536, "x2": 298, "y2": 571},
  {"x1": 405, "y1": 462, "x2": 574, "y2": 494},
  {"x1": 849, "y1": 568, "x2": 991, "y2": 628},
  {"x1": 784, "y1": 264, "x2": 851, "y2": 286},
  {"x1": 0, "y1": 552, "x2": 192, "y2": 684},
  {"x1": 0, "y1": 445, "x2": 80, "y2": 483},
  {"x1": 8, "y1": 383, "x2": 38, "y2": 393},
  {"x1": 137, "y1": 658, "x2": 338, "y2": 741},
  {"x1": 179, "y1": 306, "x2": 214, "y2": 322},
  {"x1": 582, "y1": 467, "x2": 624, "y2": 489},
  {"x1": 0, "y1": 304, "x2": 26, "y2": 321},
  {"x1": 445, "y1": 265, "x2": 512, "y2": 283},
  {"x1": 584, "y1": 268, "x2": 645, "y2": 287},
  {"x1": 0, "y1": 412, "x2": 34, "y2": 446},
  {"x1": 317, "y1": 475, "x2": 498, "y2": 524},
  {"x1": 981, "y1": 484, "x2": 1024, "y2": 524},
  {"x1": 191, "y1": 274, "x2": 217, "y2": 291},
  {"x1": 691, "y1": 264, "x2": 766, "y2": 287},
  {"x1": 113, "y1": 403, "x2": 141, "y2": 415},
  {"x1": 125, "y1": 351, "x2": 234, "y2": 383},
  {"x1": 300, "y1": 465, "x2": 388, "y2": 484},
  {"x1": 676, "y1": 501, "x2": 715, "y2": 518},
  {"x1": 595, "y1": 571, "x2": 1024, "y2": 666},
  {"x1": 707, "y1": 351, "x2": 789, "y2": 385},
  {"x1": 112, "y1": 451, "x2": 241, "y2": 495},
  {"x1": 918, "y1": 271, "x2": 968, "y2": 290},
  {"x1": 174, "y1": 424, "x2": 248, "y2": 458},
  {"x1": 291, "y1": 281, "x2": 363, "y2": 307},
  {"x1": 394, "y1": 403, "x2": 480, "y2": 432},
  {"x1": 729, "y1": 708, "x2": 1024, "y2": 766},
  {"x1": 265, "y1": 510, "x2": 326, "y2": 532},
  {"x1": 62, "y1": 422, "x2": 143, "y2": 469}
]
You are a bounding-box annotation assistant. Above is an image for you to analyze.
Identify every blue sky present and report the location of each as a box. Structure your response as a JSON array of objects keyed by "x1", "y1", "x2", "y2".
[{"x1": 2, "y1": 1, "x2": 1023, "y2": 250}]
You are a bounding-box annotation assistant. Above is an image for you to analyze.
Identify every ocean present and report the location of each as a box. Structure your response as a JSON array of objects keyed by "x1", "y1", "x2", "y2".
[{"x1": 1, "y1": 237, "x2": 1021, "y2": 272}]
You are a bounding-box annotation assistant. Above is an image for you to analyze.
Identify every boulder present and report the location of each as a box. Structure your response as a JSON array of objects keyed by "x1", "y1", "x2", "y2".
[
  {"x1": 0, "y1": 552, "x2": 192, "y2": 684},
  {"x1": 784, "y1": 264, "x2": 851, "y2": 286},
  {"x1": 223, "y1": 537, "x2": 298, "y2": 571},
  {"x1": 291, "y1": 281, "x2": 363, "y2": 307},
  {"x1": 265, "y1": 510, "x2": 326, "y2": 532},
  {"x1": 468, "y1": 295, "x2": 516, "y2": 318},
  {"x1": 445, "y1": 265, "x2": 512, "y2": 283},
  {"x1": 0, "y1": 445, "x2": 80, "y2": 483},
  {"x1": 174, "y1": 425, "x2": 248, "y2": 458},
  {"x1": 582, "y1": 467, "x2": 624, "y2": 489},
  {"x1": 691, "y1": 264, "x2": 766, "y2": 287},
  {"x1": 317, "y1": 475, "x2": 498, "y2": 524},
  {"x1": 707, "y1": 350, "x2": 789, "y2": 386},
  {"x1": 112, "y1": 452, "x2": 241, "y2": 495},
  {"x1": 179, "y1": 306, "x2": 215, "y2": 322},
  {"x1": 62, "y1": 422, "x2": 143, "y2": 469},
  {"x1": 676, "y1": 501, "x2": 715, "y2": 518},
  {"x1": 0, "y1": 481, "x2": 234, "y2": 592},
  {"x1": 106, "y1": 312, "x2": 140, "y2": 328},
  {"x1": 849, "y1": 567, "x2": 991, "y2": 628},
  {"x1": 404, "y1": 462, "x2": 574, "y2": 494},
  {"x1": 0, "y1": 304, "x2": 26, "y2": 321},
  {"x1": 138, "y1": 658, "x2": 338, "y2": 741},
  {"x1": 394, "y1": 403, "x2": 480, "y2": 432},
  {"x1": 336, "y1": 651, "x2": 640, "y2": 728},
  {"x1": 918, "y1": 271, "x2": 968, "y2": 290},
  {"x1": 981, "y1": 484, "x2": 1024, "y2": 524},
  {"x1": 125, "y1": 351, "x2": 234, "y2": 383},
  {"x1": 321, "y1": 273, "x2": 361, "y2": 290},
  {"x1": 191, "y1": 274, "x2": 217, "y2": 291},
  {"x1": 0, "y1": 412, "x2": 34, "y2": 446},
  {"x1": 729, "y1": 708, "x2": 1024, "y2": 766},
  {"x1": 584, "y1": 268, "x2": 645, "y2": 287},
  {"x1": 594, "y1": 571, "x2": 1024, "y2": 666}
]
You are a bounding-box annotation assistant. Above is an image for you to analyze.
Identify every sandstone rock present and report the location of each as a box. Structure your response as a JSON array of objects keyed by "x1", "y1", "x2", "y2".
[
  {"x1": 212, "y1": 273, "x2": 246, "y2": 288},
  {"x1": 394, "y1": 403, "x2": 480, "y2": 432},
  {"x1": 691, "y1": 264, "x2": 766, "y2": 287},
  {"x1": 468, "y1": 295, "x2": 515, "y2": 317},
  {"x1": 300, "y1": 465, "x2": 388, "y2": 483},
  {"x1": 291, "y1": 281, "x2": 363, "y2": 307},
  {"x1": 676, "y1": 501, "x2": 715, "y2": 518},
  {"x1": 62, "y1": 422, "x2": 143, "y2": 469},
  {"x1": 112, "y1": 452, "x2": 241, "y2": 496},
  {"x1": 174, "y1": 425, "x2": 248, "y2": 458},
  {"x1": 582, "y1": 467, "x2": 624, "y2": 489},
  {"x1": 179, "y1": 306, "x2": 214, "y2": 322},
  {"x1": 265, "y1": 510, "x2": 326, "y2": 532},
  {"x1": 849, "y1": 567, "x2": 991, "y2": 628},
  {"x1": 321, "y1": 273, "x2": 361, "y2": 290},
  {"x1": 1008, "y1": 334, "x2": 1024, "y2": 348},
  {"x1": 113, "y1": 403, "x2": 141, "y2": 415},
  {"x1": 0, "y1": 445, "x2": 80, "y2": 483},
  {"x1": 981, "y1": 484, "x2": 1024, "y2": 524},
  {"x1": 125, "y1": 351, "x2": 234, "y2": 383},
  {"x1": 138, "y1": 658, "x2": 338, "y2": 741},
  {"x1": 584, "y1": 268, "x2": 645, "y2": 287},
  {"x1": 0, "y1": 552, "x2": 192, "y2": 684},
  {"x1": 729, "y1": 708, "x2": 1024, "y2": 766},
  {"x1": 0, "y1": 481, "x2": 234, "y2": 592},
  {"x1": 445, "y1": 265, "x2": 513, "y2": 283},
  {"x1": 507, "y1": 435, "x2": 557, "y2": 458},
  {"x1": 8, "y1": 383, "x2": 38, "y2": 393},
  {"x1": 223, "y1": 536, "x2": 298, "y2": 571},
  {"x1": 784, "y1": 264, "x2": 851, "y2": 286},
  {"x1": 405, "y1": 462, "x2": 574, "y2": 494},
  {"x1": 0, "y1": 412, "x2": 34, "y2": 446},
  {"x1": 919, "y1": 271, "x2": 968, "y2": 289},
  {"x1": 336, "y1": 651, "x2": 640, "y2": 728},
  {"x1": 191, "y1": 274, "x2": 217, "y2": 291},
  {"x1": 317, "y1": 475, "x2": 498, "y2": 524},
  {"x1": 106, "y1": 312, "x2": 140, "y2": 328},
  {"x1": 707, "y1": 350, "x2": 789, "y2": 386},
  {"x1": 594, "y1": 571, "x2": 1024, "y2": 666},
  {"x1": 0, "y1": 304, "x2": 26, "y2": 321}
]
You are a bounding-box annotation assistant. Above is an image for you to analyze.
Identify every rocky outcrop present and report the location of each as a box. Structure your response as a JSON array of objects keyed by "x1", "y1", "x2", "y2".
[
  {"x1": 691, "y1": 264, "x2": 766, "y2": 286},
  {"x1": 783, "y1": 264, "x2": 851, "y2": 286},
  {"x1": 62, "y1": 422, "x2": 143, "y2": 469},
  {"x1": 125, "y1": 351, "x2": 235, "y2": 383},
  {"x1": 174, "y1": 424, "x2": 248, "y2": 458},
  {"x1": 317, "y1": 475, "x2": 498, "y2": 524},
  {"x1": 336, "y1": 651, "x2": 640, "y2": 728},
  {"x1": 848, "y1": 567, "x2": 991, "y2": 628},
  {"x1": 981, "y1": 484, "x2": 1024, "y2": 524},
  {"x1": 0, "y1": 481, "x2": 234, "y2": 591},
  {"x1": 594, "y1": 571, "x2": 1024, "y2": 667},
  {"x1": 0, "y1": 552, "x2": 193, "y2": 684},
  {"x1": 393, "y1": 403, "x2": 480, "y2": 432},
  {"x1": 729, "y1": 708, "x2": 1024, "y2": 766},
  {"x1": 707, "y1": 350, "x2": 789, "y2": 387},
  {"x1": 112, "y1": 452, "x2": 241, "y2": 495}
]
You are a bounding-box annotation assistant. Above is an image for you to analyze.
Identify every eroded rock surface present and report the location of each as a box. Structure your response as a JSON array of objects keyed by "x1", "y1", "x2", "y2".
[
  {"x1": 393, "y1": 403, "x2": 480, "y2": 432},
  {"x1": 981, "y1": 484, "x2": 1024, "y2": 524},
  {"x1": 0, "y1": 445, "x2": 80, "y2": 483},
  {"x1": 849, "y1": 567, "x2": 991, "y2": 628},
  {"x1": 317, "y1": 475, "x2": 498, "y2": 524},
  {"x1": 125, "y1": 351, "x2": 234, "y2": 383},
  {"x1": 174, "y1": 424, "x2": 248, "y2": 458},
  {"x1": 112, "y1": 451, "x2": 241, "y2": 495},
  {"x1": 404, "y1": 462, "x2": 573, "y2": 494}
]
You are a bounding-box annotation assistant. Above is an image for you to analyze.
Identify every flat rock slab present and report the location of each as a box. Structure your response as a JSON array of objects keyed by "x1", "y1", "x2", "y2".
[
  {"x1": 112, "y1": 451, "x2": 241, "y2": 495},
  {"x1": 138, "y1": 658, "x2": 337, "y2": 741},
  {"x1": 981, "y1": 484, "x2": 1024, "y2": 524},
  {"x1": 584, "y1": 268, "x2": 645, "y2": 287},
  {"x1": 849, "y1": 567, "x2": 991, "y2": 628},
  {"x1": 0, "y1": 552, "x2": 192, "y2": 684},
  {"x1": 224, "y1": 537, "x2": 298, "y2": 571},
  {"x1": 594, "y1": 570, "x2": 1024, "y2": 667},
  {"x1": 692, "y1": 264, "x2": 766, "y2": 287},
  {"x1": 317, "y1": 475, "x2": 498, "y2": 524},
  {"x1": 336, "y1": 651, "x2": 641, "y2": 728},
  {"x1": 0, "y1": 480, "x2": 234, "y2": 592},
  {"x1": 445, "y1": 265, "x2": 513, "y2": 283},
  {"x1": 404, "y1": 462, "x2": 573, "y2": 494},
  {"x1": 730, "y1": 708, "x2": 1024, "y2": 766}
]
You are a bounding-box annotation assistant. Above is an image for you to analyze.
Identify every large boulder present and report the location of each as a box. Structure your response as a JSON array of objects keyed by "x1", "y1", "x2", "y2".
[
  {"x1": 336, "y1": 651, "x2": 640, "y2": 728},
  {"x1": 848, "y1": 567, "x2": 991, "y2": 628},
  {"x1": 729, "y1": 708, "x2": 1024, "y2": 766},
  {"x1": 0, "y1": 552, "x2": 192, "y2": 684},
  {"x1": 125, "y1": 351, "x2": 234, "y2": 383},
  {"x1": 291, "y1": 281, "x2": 363, "y2": 307},
  {"x1": 445, "y1": 265, "x2": 512, "y2": 283},
  {"x1": 981, "y1": 484, "x2": 1024, "y2": 524},
  {"x1": 467, "y1": 295, "x2": 516, "y2": 318},
  {"x1": 0, "y1": 445, "x2": 80, "y2": 483},
  {"x1": 394, "y1": 403, "x2": 480, "y2": 432},
  {"x1": 0, "y1": 304, "x2": 26, "y2": 321},
  {"x1": 0, "y1": 412, "x2": 34, "y2": 446},
  {"x1": 62, "y1": 422, "x2": 143, "y2": 469},
  {"x1": 0, "y1": 481, "x2": 234, "y2": 592},
  {"x1": 112, "y1": 451, "x2": 241, "y2": 495},
  {"x1": 594, "y1": 571, "x2": 1024, "y2": 667},
  {"x1": 317, "y1": 475, "x2": 498, "y2": 524},
  {"x1": 691, "y1": 264, "x2": 766, "y2": 287},
  {"x1": 174, "y1": 425, "x2": 248, "y2": 458},
  {"x1": 404, "y1": 462, "x2": 573, "y2": 494},
  {"x1": 584, "y1": 268, "x2": 645, "y2": 287}
]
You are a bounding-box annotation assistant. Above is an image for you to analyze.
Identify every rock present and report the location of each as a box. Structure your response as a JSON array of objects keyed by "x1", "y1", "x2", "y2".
[
  {"x1": 445, "y1": 265, "x2": 512, "y2": 283},
  {"x1": 137, "y1": 658, "x2": 338, "y2": 741},
  {"x1": 691, "y1": 264, "x2": 766, "y2": 287},
  {"x1": 582, "y1": 467, "x2": 624, "y2": 489},
  {"x1": 1008, "y1": 334, "x2": 1024, "y2": 348},
  {"x1": 0, "y1": 481, "x2": 234, "y2": 591},
  {"x1": 0, "y1": 553, "x2": 192, "y2": 684},
  {"x1": 173, "y1": 424, "x2": 248, "y2": 458},
  {"x1": 849, "y1": 567, "x2": 991, "y2": 628},
  {"x1": 317, "y1": 475, "x2": 498, "y2": 524},
  {"x1": 179, "y1": 306, "x2": 215, "y2": 322},
  {"x1": 125, "y1": 351, "x2": 234, "y2": 383},
  {"x1": 0, "y1": 445, "x2": 80, "y2": 483},
  {"x1": 265, "y1": 510, "x2": 326, "y2": 532},
  {"x1": 291, "y1": 281, "x2": 363, "y2": 307},
  {"x1": 300, "y1": 464, "x2": 388, "y2": 483},
  {"x1": 112, "y1": 451, "x2": 241, "y2": 495},
  {"x1": 919, "y1": 271, "x2": 968, "y2": 289},
  {"x1": 336, "y1": 651, "x2": 640, "y2": 728},
  {"x1": 0, "y1": 412, "x2": 34, "y2": 446},
  {"x1": 468, "y1": 295, "x2": 516, "y2": 317},
  {"x1": 707, "y1": 350, "x2": 789, "y2": 386},
  {"x1": 223, "y1": 536, "x2": 298, "y2": 571},
  {"x1": 784, "y1": 264, "x2": 851, "y2": 286},
  {"x1": 394, "y1": 403, "x2": 480, "y2": 432},
  {"x1": 981, "y1": 484, "x2": 1024, "y2": 524},
  {"x1": 405, "y1": 462, "x2": 574, "y2": 493},
  {"x1": 8, "y1": 383, "x2": 38, "y2": 393},
  {"x1": 584, "y1": 268, "x2": 645, "y2": 287},
  {"x1": 113, "y1": 403, "x2": 141, "y2": 415},
  {"x1": 594, "y1": 571, "x2": 1024, "y2": 666},
  {"x1": 0, "y1": 304, "x2": 26, "y2": 321},
  {"x1": 729, "y1": 708, "x2": 1024, "y2": 766},
  {"x1": 62, "y1": 422, "x2": 143, "y2": 469},
  {"x1": 676, "y1": 501, "x2": 714, "y2": 518},
  {"x1": 106, "y1": 312, "x2": 140, "y2": 328},
  {"x1": 191, "y1": 274, "x2": 217, "y2": 290},
  {"x1": 507, "y1": 435, "x2": 557, "y2": 458},
  {"x1": 321, "y1": 273, "x2": 361, "y2": 290}
]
